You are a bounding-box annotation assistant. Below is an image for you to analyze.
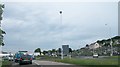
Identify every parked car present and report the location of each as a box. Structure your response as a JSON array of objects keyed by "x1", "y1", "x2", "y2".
[
  {"x1": 93, "y1": 53, "x2": 98, "y2": 58},
  {"x1": 2, "y1": 56, "x2": 9, "y2": 60},
  {"x1": 8, "y1": 55, "x2": 14, "y2": 61},
  {"x1": 19, "y1": 54, "x2": 32, "y2": 65},
  {"x1": 32, "y1": 55, "x2": 35, "y2": 60}
]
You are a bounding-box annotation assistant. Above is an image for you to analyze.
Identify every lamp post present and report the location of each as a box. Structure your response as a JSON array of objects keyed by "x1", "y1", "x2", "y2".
[
  {"x1": 60, "y1": 11, "x2": 62, "y2": 25},
  {"x1": 59, "y1": 11, "x2": 63, "y2": 59},
  {"x1": 110, "y1": 38, "x2": 113, "y2": 56},
  {"x1": 61, "y1": 47, "x2": 63, "y2": 59},
  {"x1": 105, "y1": 24, "x2": 113, "y2": 56}
]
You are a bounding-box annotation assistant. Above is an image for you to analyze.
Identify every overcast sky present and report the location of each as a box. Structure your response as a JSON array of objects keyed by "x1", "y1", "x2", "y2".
[
  {"x1": 1, "y1": 0, "x2": 119, "y2": 2},
  {"x1": 1, "y1": 1, "x2": 118, "y2": 53}
]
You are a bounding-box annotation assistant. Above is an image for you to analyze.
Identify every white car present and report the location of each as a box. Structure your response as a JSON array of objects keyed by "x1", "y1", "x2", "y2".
[
  {"x1": 2, "y1": 56, "x2": 9, "y2": 60},
  {"x1": 93, "y1": 53, "x2": 98, "y2": 58},
  {"x1": 8, "y1": 55, "x2": 14, "y2": 61}
]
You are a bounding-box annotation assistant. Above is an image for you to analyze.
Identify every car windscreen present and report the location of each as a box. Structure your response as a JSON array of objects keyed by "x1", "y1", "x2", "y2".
[{"x1": 21, "y1": 55, "x2": 32, "y2": 58}]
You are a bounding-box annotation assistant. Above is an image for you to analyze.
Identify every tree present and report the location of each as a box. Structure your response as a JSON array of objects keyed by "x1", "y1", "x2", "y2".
[
  {"x1": 101, "y1": 39, "x2": 106, "y2": 44},
  {"x1": 86, "y1": 44, "x2": 89, "y2": 48},
  {"x1": 58, "y1": 48, "x2": 61, "y2": 53},
  {"x1": 112, "y1": 36, "x2": 120, "y2": 40},
  {"x1": 48, "y1": 50, "x2": 52, "y2": 55},
  {"x1": 34, "y1": 48, "x2": 41, "y2": 55},
  {"x1": 97, "y1": 40, "x2": 102, "y2": 44},
  {"x1": 0, "y1": 4, "x2": 5, "y2": 46},
  {"x1": 69, "y1": 48, "x2": 72, "y2": 53},
  {"x1": 1, "y1": 29, "x2": 6, "y2": 34},
  {"x1": 52, "y1": 49, "x2": 56, "y2": 53},
  {"x1": 42, "y1": 50, "x2": 48, "y2": 55}
]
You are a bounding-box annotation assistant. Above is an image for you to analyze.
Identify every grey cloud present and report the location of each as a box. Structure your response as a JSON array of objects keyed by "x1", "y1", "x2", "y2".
[{"x1": 2, "y1": 2, "x2": 118, "y2": 52}]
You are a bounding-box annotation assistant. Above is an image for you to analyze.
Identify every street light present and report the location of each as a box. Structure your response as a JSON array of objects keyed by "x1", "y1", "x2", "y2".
[
  {"x1": 59, "y1": 11, "x2": 63, "y2": 59},
  {"x1": 59, "y1": 11, "x2": 62, "y2": 25},
  {"x1": 105, "y1": 24, "x2": 113, "y2": 56}
]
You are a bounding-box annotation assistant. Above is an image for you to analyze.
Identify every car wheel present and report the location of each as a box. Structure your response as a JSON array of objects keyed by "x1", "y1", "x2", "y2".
[
  {"x1": 19, "y1": 62, "x2": 22, "y2": 65},
  {"x1": 30, "y1": 61, "x2": 32, "y2": 64},
  {"x1": 15, "y1": 60, "x2": 17, "y2": 63}
]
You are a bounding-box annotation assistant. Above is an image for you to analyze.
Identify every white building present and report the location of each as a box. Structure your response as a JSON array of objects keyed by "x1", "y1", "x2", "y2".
[
  {"x1": 89, "y1": 42, "x2": 101, "y2": 49},
  {"x1": 33, "y1": 52, "x2": 40, "y2": 56}
]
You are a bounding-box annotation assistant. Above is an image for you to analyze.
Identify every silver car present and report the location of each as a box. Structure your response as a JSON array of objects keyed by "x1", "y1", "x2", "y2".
[{"x1": 8, "y1": 55, "x2": 14, "y2": 61}]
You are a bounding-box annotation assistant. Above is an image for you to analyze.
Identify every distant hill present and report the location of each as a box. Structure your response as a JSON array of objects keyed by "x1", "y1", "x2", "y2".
[
  {"x1": 96, "y1": 36, "x2": 120, "y2": 47},
  {"x1": 79, "y1": 36, "x2": 120, "y2": 56}
]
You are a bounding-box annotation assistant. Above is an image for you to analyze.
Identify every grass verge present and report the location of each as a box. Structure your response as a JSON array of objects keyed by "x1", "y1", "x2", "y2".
[
  {"x1": 37, "y1": 56, "x2": 119, "y2": 67},
  {"x1": 1, "y1": 60, "x2": 12, "y2": 67}
]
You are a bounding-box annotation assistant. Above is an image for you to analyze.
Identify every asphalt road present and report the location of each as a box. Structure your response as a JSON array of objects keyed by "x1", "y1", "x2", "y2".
[{"x1": 11, "y1": 60, "x2": 80, "y2": 67}]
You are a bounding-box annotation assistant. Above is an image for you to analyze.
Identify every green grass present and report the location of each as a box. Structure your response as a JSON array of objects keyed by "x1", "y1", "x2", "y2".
[
  {"x1": 54, "y1": 58, "x2": 118, "y2": 65},
  {"x1": 0, "y1": 61, "x2": 2, "y2": 66},
  {"x1": 54, "y1": 57, "x2": 119, "y2": 67},
  {"x1": 0, "y1": 60, "x2": 12, "y2": 67},
  {"x1": 38, "y1": 56, "x2": 119, "y2": 67},
  {"x1": 2, "y1": 60, "x2": 12, "y2": 65}
]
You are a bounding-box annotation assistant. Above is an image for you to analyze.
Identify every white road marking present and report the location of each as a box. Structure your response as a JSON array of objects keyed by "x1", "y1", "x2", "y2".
[
  {"x1": 33, "y1": 60, "x2": 72, "y2": 65},
  {"x1": 33, "y1": 60, "x2": 40, "y2": 65}
]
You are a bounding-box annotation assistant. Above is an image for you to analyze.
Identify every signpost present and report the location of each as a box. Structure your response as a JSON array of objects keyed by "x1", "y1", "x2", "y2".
[{"x1": 61, "y1": 45, "x2": 69, "y2": 59}]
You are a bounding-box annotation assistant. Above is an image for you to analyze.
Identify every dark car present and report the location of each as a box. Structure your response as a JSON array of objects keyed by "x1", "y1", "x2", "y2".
[
  {"x1": 14, "y1": 53, "x2": 23, "y2": 63},
  {"x1": 19, "y1": 54, "x2": 32, "y2": 65}
]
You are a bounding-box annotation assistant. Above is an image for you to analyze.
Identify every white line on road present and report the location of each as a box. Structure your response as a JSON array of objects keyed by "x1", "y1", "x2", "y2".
[{"x1": 33, "y1": 60, "x2": 40, "y2": 65}]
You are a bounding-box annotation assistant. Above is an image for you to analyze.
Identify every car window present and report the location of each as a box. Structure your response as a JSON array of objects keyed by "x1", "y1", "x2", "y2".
[
  {"x1": 21, "y1": 55, "x2": 32, "y2": 58},
  {"x1": 9, "y1": 55, "x2": 13, "y2": 57}
]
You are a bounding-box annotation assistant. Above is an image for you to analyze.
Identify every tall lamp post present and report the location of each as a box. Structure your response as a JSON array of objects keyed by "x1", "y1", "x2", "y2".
[
  {"x1": 105, "y1": 24, "x2": 113, "y2": 56},
  {"x1": 59, "y1": 11, "x2": 63, "y2": 59},
  {"x1": 60, "y1": 11, "x2": 62, "y2": 25}
]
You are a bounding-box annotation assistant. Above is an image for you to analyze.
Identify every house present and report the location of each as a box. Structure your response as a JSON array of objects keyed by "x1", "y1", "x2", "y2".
[{"x1": 89, "y1": 42, "x2": 101, "y2": 49}]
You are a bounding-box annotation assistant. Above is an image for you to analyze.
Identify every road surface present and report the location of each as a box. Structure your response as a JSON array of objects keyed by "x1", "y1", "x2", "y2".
[{"x1": 11, "y1": 60, "x2": 80, "y2": 67}]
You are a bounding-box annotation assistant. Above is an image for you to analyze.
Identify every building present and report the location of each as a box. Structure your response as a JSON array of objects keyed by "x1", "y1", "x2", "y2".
[
  {"x1": 33, "y1": 52, "x2": 40, "y2": 56},
  {"x1": 89, "y1": 42, "x2": 101, "y2": 49}
]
